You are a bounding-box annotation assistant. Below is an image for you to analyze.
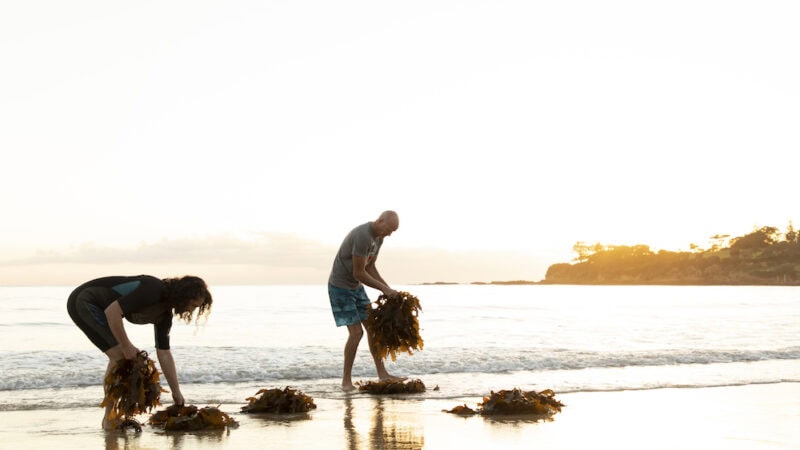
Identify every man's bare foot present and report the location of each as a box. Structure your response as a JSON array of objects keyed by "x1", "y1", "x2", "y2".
[
  {"x1": 341, "y1": 383, "x2": 357, "y2": 392},
  {"x1": 378, "y1": 374, "x2": 407, "y2": 382}
]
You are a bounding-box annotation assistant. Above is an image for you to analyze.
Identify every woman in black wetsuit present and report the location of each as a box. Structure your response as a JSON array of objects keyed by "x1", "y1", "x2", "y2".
[{"x1": 66, "y1": 274, "x2": 212, "y2": 429}]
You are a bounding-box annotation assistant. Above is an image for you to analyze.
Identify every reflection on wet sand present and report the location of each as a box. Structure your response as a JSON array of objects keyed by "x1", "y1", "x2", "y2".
[
  {"x1": 247, "y1": 411, "x2": 313, "y2": 426},
  {"x1": 343, "y1": 398, "x2": 358, "y2": 450},
  {"x1": 370, "y1": 398, "x2": 424, "y2": 450},
  {"x1": 343, "y1": 397, "x2": 424, "y2": 450},
  {"x1": 103, "y1": 423, "x2": 231, "y2": 450},
  {"x1": 104, "y1": 431, "x2": 136, "y2": 450}
]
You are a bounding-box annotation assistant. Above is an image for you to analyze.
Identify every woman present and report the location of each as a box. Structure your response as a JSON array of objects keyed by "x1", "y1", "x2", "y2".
[{"x1": 66, "y1": 274, "x2": 212, "y2": 429}]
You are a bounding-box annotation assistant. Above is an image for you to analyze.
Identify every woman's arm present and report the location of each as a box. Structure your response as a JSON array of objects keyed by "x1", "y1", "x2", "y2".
[
  {"x1": 104, "y1": 301, "x2": 139, "y2": 359},
  {"x1": 156, "y1": 349, "x2": 185, "y2": 405}
]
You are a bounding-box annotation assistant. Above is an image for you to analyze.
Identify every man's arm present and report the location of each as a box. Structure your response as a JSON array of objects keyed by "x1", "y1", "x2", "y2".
[
  {"x1": 352, "y1": 255, "x2": 396, "y2": 296},
  {"x1": 366, "y1": 263, "x2": 389, "y2": 288}
]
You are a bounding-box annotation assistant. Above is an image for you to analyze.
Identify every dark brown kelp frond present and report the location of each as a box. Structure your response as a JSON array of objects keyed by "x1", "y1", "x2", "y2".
[
  {"x1": 149, "y1": 404, "x2": 238, "y2": 431},
  {"x1": 357, "y1": 379, "x2": 426, "y2": 395},
  {"x1": 196, "y1": 406, "x2": 239, "y2": 429},
  {"x1": 444, "y1": 388, "x2": 564, "y2": 418},
  {"x1": 443, "y1": 404, "x2": 477, "y2": 415},
  {"x1": 118, "y1": 418, "x2": 143, "y2": 432},
  {"x1": 365, "y1": 291, "x2": 424, "y2": 361},
  {"x1": 477, "y1": 388, "x2": 564, "y2": 416},
  {"x1": 101, "y1": 351, "x2": 164, "y2": 425},
  {"x1": 240, "y1": 387, "x2": 317, "y2": 414},
  {"x1": 149, "y1": 404, "x2": 199, "y2": 427}
]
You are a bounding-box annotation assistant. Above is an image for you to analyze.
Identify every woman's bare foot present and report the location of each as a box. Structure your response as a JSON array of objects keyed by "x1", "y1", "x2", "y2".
[
  {"x1": 341, "y1": 383, "x2": 357, "y2": 392},
  {"x1": 101, "y1": 417, "x2": 118, "y2": 431}
]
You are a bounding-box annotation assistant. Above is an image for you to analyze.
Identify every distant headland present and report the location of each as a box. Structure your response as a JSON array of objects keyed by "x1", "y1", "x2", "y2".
[{"x1": 420, "y1": 223, "x2": 800, "y2": 286}]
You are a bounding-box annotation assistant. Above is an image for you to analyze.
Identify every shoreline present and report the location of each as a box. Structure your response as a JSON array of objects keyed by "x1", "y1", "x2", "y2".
[
  {"x1": 2, "y1": 382, "x2": 797, "y2": 449},
  {"x1": 419, "y1": 281, "x2": 800, "y2": 286}
]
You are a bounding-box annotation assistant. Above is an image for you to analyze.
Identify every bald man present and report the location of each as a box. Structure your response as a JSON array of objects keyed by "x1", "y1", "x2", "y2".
[{"x1": 328, "y1": 210, "x2": 403, "y2": 391}]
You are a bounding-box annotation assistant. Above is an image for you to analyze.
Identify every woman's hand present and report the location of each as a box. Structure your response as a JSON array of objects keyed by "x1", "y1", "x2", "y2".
[
  {"x1": 121, "y1": 343, "x2": 140, "y2": 360},
  {"x1": 172, "y1": 391, "x2": 185, "y2": 406}
]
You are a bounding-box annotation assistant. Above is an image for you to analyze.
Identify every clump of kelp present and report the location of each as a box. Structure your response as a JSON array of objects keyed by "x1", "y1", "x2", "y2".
[
  {"x1": 149, "y1": 404, "x2": 238, "y2": 431},
  {"x1": 365, "y1": 291, "x2": 423, "y2": 361},
  {"x1": 240, "y1": 387, "x2": 317, "y2": 414},
  {"x1": 444, "y1": 404, "x2": 476, "y2": 416},
  {"x1": 101, "y1": 351, "x2": 164, "y2": 430},
  {"x1": 444, "y1": 388, "x2": 564, "y2": 417},
  {"x1": 357, "y1": 379, "x2": 426, "y2": 395}
]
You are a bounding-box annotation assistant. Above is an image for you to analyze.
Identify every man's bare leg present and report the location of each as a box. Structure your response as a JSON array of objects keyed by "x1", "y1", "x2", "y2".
[
  {"x1": 341, "y1": 324, "x2": 363, "y2": 391},
  {"x1": 364, "y1": 321, "x2": 405, "y2": 382}
]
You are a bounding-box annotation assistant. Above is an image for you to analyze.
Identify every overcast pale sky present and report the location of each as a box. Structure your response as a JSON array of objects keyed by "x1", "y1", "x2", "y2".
[{"x1": 1, "y1": 1, "x2": 798, "y2": 286}]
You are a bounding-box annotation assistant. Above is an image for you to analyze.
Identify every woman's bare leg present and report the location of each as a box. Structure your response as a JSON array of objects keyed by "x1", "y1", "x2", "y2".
[{"x1": 101, "y1": 346, "x2": 123, "y2": 430}]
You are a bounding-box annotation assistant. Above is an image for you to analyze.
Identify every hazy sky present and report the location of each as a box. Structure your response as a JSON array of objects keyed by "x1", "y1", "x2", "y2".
[{"x1": 2, "y1": 1, "x2": 798, "y2": 286}]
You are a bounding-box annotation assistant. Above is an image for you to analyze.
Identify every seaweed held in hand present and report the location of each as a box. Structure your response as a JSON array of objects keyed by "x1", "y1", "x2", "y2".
[
  {"x1": 365, "y1": 291, "x2": 424, "y2": 361},
  {"x1": 101, "y1": 351, "x2": 164, "y2": 424},
  {"x1": 240, "y1": 387, "x2": 317, "y2": 414},
  {"x1": 357, "y1": 379, "x2": 426, "y2": 395},
  {"x1": 478, "y1": 388, "x2": 564, "y2": 416},
  {"x1": 149, "y1": 404, "x2": 239, "y2": 431}
]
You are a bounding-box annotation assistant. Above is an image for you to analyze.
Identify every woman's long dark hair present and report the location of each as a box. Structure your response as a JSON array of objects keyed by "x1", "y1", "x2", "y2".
[{"x1": 162, "y1": 275, "x2": 213, "y2": 323}]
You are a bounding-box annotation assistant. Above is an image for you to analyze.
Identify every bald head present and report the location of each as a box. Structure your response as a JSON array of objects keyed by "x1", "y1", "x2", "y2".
[{"x1": 373, "y1": 210, "x2": 399, "y2": 238}]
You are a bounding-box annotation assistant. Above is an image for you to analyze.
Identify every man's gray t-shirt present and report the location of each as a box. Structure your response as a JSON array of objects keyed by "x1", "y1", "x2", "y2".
[{"x1": 329, "y1": 222, "x2": 383, "y2": 289}]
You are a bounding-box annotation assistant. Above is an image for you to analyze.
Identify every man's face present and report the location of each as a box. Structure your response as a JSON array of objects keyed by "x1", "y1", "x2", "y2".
[{"x1": 376, "y1": 219, "x2": 399, "y2": 238}]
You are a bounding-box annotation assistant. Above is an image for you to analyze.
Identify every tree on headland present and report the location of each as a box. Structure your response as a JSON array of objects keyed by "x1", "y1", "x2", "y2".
[
  {"x1": 785, "y1": 222, "x2": 797, "y2": 243},
  {"x1": 544, "y1": 223, "x2": 800, "y2": 285},
  {"x1": 729, "y1": 226, "x2": 779, "y2": 250}
]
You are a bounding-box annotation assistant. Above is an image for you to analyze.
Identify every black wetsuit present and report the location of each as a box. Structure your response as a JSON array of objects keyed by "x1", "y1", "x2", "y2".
[{"x1": 66, "y1": 275, "x2": 173, "y2": 351}]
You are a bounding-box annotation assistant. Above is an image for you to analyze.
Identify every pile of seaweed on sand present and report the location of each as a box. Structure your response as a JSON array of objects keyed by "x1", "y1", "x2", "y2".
[
  {"x1": 365, "y1": 291, "x2": 423, "y2": 361},
  {"x1": 444, "y1": 388, "x2": 564, "y2": 417},
  {"x1": 149, "y1": 404, "x2": 238, "y2": 431},
  {"x1": 102, "y1": 351, "x2": 164, "y2": 431},
  {"x1": 240, "y1": 387, "x2": 317, "y2": 414},
  {"x1": 357, "y1": 379, "x2": 426, "y2": 395}
]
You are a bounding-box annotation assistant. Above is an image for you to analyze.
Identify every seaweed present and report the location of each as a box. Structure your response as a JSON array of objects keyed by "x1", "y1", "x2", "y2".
[
  {"x1": 149, "y1": 404, "x2": 239, "y2": 431},
  {"x1": 101, "y1": 351, "x2": 164, "y2": 427},
  {"x1": 118, "y1": 418, "x2": 144, "y2": 432},
  {"x1": 478, "y1": 388, "x2": 564, "y2": 415},
  {"x1": 357, "y1": 379, "x2": 426, "y2": 395},
  {"x1": 240, "y1": 387, "x2": 317, "y2": 414},
  {"x1": 365, "y1": 291, "x2": 424, "y2": 361},
  {"x1": 443, "y1": 404, "x2": 477, "y2": 416},
  {"x1": 444, "y1": 388, "x2": 564, "y2": 417}
]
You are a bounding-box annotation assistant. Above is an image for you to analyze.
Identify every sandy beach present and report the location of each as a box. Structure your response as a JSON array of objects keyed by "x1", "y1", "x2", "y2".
[{"x1": 1, "y1": 382, "x2": 797, "y2": 450}]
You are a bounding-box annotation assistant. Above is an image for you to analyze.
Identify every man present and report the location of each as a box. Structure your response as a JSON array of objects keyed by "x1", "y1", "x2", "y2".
[{"x1": 328, "y1": 210, "x2": 403, "y2": 391}]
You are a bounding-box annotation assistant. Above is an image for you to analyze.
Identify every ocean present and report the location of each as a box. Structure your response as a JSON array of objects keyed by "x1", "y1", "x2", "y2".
[{"x1": 1, "y1": 284, "x2": 798, "y2": 412}]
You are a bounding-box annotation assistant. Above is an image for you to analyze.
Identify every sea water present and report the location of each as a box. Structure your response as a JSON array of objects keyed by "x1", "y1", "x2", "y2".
[{"x1": 0, "y1": 284, "x2": 798, "y2": 411}]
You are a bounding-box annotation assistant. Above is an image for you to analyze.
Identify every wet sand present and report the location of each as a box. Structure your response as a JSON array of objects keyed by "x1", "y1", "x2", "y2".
[{"x1": 1, "y1": 382, "x2": 798, "y2": 449}]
